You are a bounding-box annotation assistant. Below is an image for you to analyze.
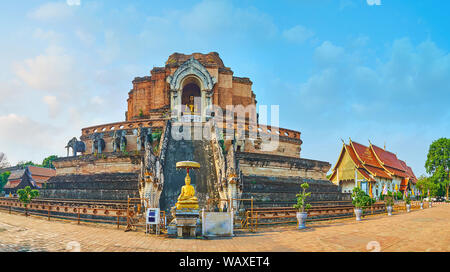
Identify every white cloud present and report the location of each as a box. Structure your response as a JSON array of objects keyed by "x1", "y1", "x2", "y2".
[
  {"x1": 13, "y1": 46, "x2": 76, "y2": 94},
  {"x1": 75, "y1": 29, "x2": 95, "y2": 46},
  {"x1": 29, "y1": 2, "x2": 73, "y2": 21},
  {"x1": 297, "y1": 38, "x2": 450, "y2": 127},
  {"x1": 314, "y1": 41, "x2": 345, "y2": 66},
  {"x1": 0, "y1": 114, "x2": 65, "y2": 164},
  {"x1": 282, "y1": 25, "x2": 315, "y2": 44},
  {"x1": 67, "y1": 0, "x2": 81, "y2": 6},
  {"x1": 33, "y1": 28, "x2": 62, "y2": 43},
  {"x1": 367, "y1": 0, "x2": 382, "y2": 6},
  {"x1": 43, "y1": 95, "x2": 61, "y2": 118},
  {"x1": 139, "y1": 0, "x2": 277, "y2": 48}
]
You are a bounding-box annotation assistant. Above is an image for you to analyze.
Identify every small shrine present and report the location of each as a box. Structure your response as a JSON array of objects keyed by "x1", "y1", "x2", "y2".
[{"x1": 173, "y1": 161, "x2": 201, "y2": 238}]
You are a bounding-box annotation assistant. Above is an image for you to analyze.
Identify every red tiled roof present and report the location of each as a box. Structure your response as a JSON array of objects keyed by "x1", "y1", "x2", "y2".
[
  {"x1": 350, "y1": 141, "x2": 392, "y2": 180},
  {"x1": 345, "y1": 144, "x2": 362, "y2": 168},
  {"x1": 331, "y1": 139, "x2": 417, "y2": 185},
  {"x1": 7, "y1": 169, "x2": 25, "y2": 180},
  {"x1": 364, "y1": 165, "x2": 392, "y2": 179},
  {"x1": 351, "y1": 141, "x2": 382, "y2": 168},
  {"x1": 28, "y1": 166, "x2": 56, "y2": 177},
  {"x1": 3, "y1": 179, "x2": 21, "y2": 189},
  {"x1": 371, "y1": 144, "x2": 405, "y2": 171},
  {"x1": 406, "y1": 166, "x2": 417, "y2": 184},
  {"x1": 356, "y1": 167, "x2": 374, "y2": 182}
]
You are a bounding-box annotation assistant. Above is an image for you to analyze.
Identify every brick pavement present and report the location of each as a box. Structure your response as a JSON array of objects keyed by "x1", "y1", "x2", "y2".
[{"x1": 0, "y1": 205, "x2": 449, "y2": 252}]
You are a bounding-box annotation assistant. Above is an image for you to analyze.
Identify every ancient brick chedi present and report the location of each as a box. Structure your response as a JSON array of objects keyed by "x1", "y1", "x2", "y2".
[{"x1": 42, "y1": 52, "x2": 348, "y2": 211}]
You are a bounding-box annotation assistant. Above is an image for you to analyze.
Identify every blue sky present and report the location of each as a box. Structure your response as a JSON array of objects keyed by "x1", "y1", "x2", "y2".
[{"x1": 0, "y1": 0, "x2": 449, "y2": 177}]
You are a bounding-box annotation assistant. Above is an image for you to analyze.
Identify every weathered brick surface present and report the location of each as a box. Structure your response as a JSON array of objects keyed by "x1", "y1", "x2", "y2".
[
  {"x1": 53, "y1": 154, "x2": 141, "y2": 176},
  {"x1": 126, "y1": 52, "x2": 256, "y2": 121},
  {"x1": 40, "y1": 173, "x2": 139, "y2": 200},
  {"x1": 241, "y1": 176, "x2": 351, "y2": 207}
]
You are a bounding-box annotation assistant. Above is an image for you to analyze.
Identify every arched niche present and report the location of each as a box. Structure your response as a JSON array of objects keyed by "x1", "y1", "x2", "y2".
[{"x1": 167, "y1": 57, "x2": 217, "y2": 122}]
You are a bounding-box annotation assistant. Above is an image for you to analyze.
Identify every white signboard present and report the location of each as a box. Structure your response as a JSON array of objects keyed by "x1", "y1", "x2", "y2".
[{"x1": 202, "y1": 210, "x2": 234, "y2": 237}]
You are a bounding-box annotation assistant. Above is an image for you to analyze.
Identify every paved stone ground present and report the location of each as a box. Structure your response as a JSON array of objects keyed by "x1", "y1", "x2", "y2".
[{"x1": 0, "y1": 205, "x2": 449, "y2": 252}]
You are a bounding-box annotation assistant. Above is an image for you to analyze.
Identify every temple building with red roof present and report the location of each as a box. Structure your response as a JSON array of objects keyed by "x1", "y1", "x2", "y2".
[
  {"x1": 3, "y1": 166, "x2": 56, "y2": 194},
  {"x1": 329, "y1": 139, "x2": 418, "y2": 198}
]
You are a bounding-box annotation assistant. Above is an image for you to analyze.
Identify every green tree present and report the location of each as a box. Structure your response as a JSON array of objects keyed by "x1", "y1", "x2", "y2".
[
  {"x1": 416, "y1": 175, "x2": 439, "y2": 201},
  {"x1": 415, "y1": 175, "x2": 429, "y2": 202},
  {"x1": 0, "y1": 171, "x2": 11, "y2": 191},
  {"x1": 425, "y1": 138, "x2": 450, "y2": 199},
  {"x1": 16, "y1": 161, "x2": 38, "y2": 168},
  {"x1": 42, "y1": 155, "x2": 58, "y2": 169}
]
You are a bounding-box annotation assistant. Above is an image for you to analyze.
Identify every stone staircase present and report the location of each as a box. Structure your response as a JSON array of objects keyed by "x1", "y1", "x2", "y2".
[{"x1": 159, "y1": 123, "x2": 219, "y2": 211}]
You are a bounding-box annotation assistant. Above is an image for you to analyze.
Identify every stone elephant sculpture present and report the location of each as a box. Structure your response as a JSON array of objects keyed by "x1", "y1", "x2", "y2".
[
  {"x1": 112, "y1": 130, "x2": 127, "y2": 153},
  {"x1": 65, "y1": 137, "x2": 86, "y2": 157},
  {"x1": 90, "y1": 133, "x2": 106, "y2": 154}
]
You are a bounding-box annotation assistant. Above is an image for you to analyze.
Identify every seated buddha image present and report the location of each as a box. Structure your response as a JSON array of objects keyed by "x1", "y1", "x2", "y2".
[
  {"x1": 175, "y1": 173, "x2": 199, "y2": 210},
  {"x1": 184, "y1": 96, "x2": 200, "y2": 115}
]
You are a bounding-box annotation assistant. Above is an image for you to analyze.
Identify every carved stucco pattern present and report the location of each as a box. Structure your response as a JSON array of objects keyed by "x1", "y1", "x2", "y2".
[{"x1": 138, "y1": 120, "x2": 171, "y2": 208}]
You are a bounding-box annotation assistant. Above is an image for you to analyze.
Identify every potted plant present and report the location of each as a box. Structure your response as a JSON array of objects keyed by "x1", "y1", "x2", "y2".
[
  {"x1": 293, "y1": 182, "x2": 312, "y2": 229},
  {"x1": 385, "y1": 191, "x2": 394, "y2": 216},
  {"x1": 416, "y1": 175, "x2": 428, "y2": 209},
  {"x1": 352, "y1": 187, "x2": 372, "y2": 221},
  {"x1": 405, "y1": 195, "x2": 411, "y2": 212}
]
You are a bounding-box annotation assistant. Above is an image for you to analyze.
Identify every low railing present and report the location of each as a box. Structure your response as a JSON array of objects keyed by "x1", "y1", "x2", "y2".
[
  {"x1": 0, "y1": 198, "x2": 127, "y2": 228},
  {"x1": 1, "y1": 197, "x2": 441, "y2": 233},
  {"x1": 243, "y1": 201, "x2": 435, "y2": 230},
  {"x1": 0, "y1": 197, "x2": 168, "y2": 232}
]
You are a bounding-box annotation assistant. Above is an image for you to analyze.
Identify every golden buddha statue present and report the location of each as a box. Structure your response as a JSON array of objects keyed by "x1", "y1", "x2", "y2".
[{"x1": 175, "y1": 172, "x2": 199, "y2": 210}]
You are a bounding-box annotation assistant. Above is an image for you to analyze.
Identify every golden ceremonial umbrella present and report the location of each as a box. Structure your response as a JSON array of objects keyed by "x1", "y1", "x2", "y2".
[{"x1": 176, "y1": 161, "x2": 201, "y2": 174}]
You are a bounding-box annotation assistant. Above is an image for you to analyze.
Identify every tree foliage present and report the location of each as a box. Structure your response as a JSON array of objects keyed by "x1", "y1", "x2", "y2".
[
  {"x1": 425, "y1": 138, "x2": 450, "y2": 198},
  {"x1": 17, "y1": 186, "x2": 39, "y2": 207},
  {"x1": 42, "y1": 155, "x2": 58, "y2": 169},
  {"x1": 416, "y1": 175, "x2": 439, "y2": 201},
  {"x1": 16, "y1": 155, "x2": 58, "y2": 169},
  {"x1": 0, "y1": 171, "x2": 11, "y2": 191},
  {"x1": 352, "y1": 187, "x2": 374, "y2": 209},
  {"x1": 16, "y1": 161, "x2": 38, "y2": 168},
  {"x1": 384, "y1": 191, "x2": 394, "y2": 207}
]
